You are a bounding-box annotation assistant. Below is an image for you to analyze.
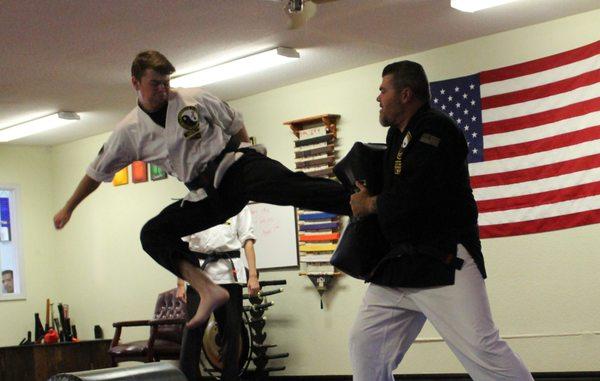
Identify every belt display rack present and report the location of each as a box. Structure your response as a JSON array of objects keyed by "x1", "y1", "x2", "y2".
[{"x1": 284, "y1": 114, "x2": 342, "y2": 308}]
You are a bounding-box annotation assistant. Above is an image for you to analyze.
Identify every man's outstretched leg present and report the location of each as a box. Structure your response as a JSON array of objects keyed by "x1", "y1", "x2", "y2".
[{"x1": 179, "y1": 260, "x2": 229, "y2": 328}]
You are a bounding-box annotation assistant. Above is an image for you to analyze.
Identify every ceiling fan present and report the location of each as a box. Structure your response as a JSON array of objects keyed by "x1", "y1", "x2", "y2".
[{"x1": 265, "y1": 0, "x2": 340, "y2": 29}]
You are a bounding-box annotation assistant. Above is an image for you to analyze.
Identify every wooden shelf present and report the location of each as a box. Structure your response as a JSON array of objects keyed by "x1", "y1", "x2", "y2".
[
  {"x1": 284, "y1": 114, "x2": 340, "y2": 138},
  {"x1": 294, "y1": 144, "x2": 335, "y2": 158}
]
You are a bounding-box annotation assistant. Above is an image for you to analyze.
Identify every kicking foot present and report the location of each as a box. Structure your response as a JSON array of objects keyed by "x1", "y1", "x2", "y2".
[{"x1": 186, "y1": 285, "x2": 229, "y2": 328}]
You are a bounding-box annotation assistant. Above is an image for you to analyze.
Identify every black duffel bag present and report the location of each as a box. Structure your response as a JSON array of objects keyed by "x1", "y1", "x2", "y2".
[{"x1": 330, "y1": 142, "x2": 388, "y2": 280}]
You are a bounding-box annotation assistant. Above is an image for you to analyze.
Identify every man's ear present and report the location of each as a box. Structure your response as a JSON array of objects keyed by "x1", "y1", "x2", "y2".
[
  {"x1": 131, "y1": 76, "x2": 140, "y2": 90},
  {"x1": 400, "y1": 87, "x2": 413, "y2": 103}
]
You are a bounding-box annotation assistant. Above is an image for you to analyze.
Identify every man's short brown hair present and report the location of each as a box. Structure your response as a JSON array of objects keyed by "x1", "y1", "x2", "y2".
[
  {"x1": 382, "y1": 60, "x2": 430, "y2": 103},
  {"x1": 131, "y1": 50, "x2": 176, "y2": 80}
]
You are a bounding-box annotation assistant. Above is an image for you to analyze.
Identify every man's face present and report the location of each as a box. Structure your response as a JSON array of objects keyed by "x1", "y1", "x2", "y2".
[
  {"x1": 132, "y1": 69, "x2": 170, "y2": 112},
  {"x1": 2, "y1": 272, "x2": 14, "y2": 293},
  {"x1": 377, "y1": 74, "x2": 407, "y2": 128}
]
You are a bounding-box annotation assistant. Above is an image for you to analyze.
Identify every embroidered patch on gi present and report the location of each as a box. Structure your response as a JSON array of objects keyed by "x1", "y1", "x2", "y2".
[
  {"x1": 420, "y1": 133, "x2": 440, "y2": 147},
  {"x1": 394, "y1": 155, "x2": 402, "y2": 175},
  {"x1": 178, "y1": 106, "x2": 201, "y2": 139},
  {"x1": 394, "y1": 132, "x2": 412, "y2": 175},
  {"x1": 401, "y1": 131, "x2": 412, "y2": 149}
]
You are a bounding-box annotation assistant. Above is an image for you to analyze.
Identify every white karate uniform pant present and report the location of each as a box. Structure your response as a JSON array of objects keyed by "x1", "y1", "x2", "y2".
[{"x1": 349, "y1": 245, "x2": 533, "y2": 381}]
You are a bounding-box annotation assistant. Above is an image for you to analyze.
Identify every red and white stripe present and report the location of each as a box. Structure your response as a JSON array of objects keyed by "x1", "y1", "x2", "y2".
[{"x1": 470, "y1": 40, "x2": 600, "y2": 238}]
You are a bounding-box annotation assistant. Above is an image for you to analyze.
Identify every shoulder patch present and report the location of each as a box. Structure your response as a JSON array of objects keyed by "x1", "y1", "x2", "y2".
[{"x1": 419, "y1": 133, "x2": 440, "y2": 147}]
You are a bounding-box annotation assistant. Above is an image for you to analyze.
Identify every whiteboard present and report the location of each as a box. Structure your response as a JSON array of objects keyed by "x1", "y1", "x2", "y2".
[{"x1": 248, "y1": 203, "x2": 298, "y2": 269}]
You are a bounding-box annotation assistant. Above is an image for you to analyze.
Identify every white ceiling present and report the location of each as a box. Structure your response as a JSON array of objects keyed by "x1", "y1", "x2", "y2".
[{"x1": 1, "y1": 0, "x2": 598, "y2": 146}]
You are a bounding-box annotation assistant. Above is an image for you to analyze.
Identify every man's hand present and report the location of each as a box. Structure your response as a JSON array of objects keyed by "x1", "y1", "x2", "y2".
[
  {"x1": 53, "y1": 175, "x2": 101, "y2": 230},
  {"x1": 176, "y1": 283, "x2": 187, "y2": 303},
  {"x1": 350, "y1": 181, "x2": 377, "y2": 217},
  {"x1": 53, "y1": 207, "x2": 72, "y2": 230},
  {"x1": 247, "y1": 275, "x2": 261, "y2": 297}
]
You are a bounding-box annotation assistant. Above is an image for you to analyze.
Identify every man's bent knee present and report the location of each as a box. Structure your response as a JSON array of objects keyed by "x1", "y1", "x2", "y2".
[{"x1": 140, "y1": 219, "x2": 159, "y2": 250}]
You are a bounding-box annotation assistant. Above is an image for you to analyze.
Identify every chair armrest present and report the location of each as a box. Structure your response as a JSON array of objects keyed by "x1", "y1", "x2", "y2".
[
  {"x1": 148, "y1": 318, "x2": 187, "y2": 326},
  {"x1": 110, "y1": 320, "x2": 151, "y2": 349},
  {"x1": 112, "y1": 319, "x2": 152, "y2": 328}
]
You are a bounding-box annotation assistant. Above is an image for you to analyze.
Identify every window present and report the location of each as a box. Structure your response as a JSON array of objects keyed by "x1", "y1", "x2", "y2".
[{"x1": 1, "y1": 185, "x2": 24, "y2": 300}]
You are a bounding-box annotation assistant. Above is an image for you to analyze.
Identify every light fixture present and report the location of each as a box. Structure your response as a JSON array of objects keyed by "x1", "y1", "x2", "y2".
[
  {"x1": 0, "y1": 112, "x2": 80, "y2": 142},
  {"x1": 451, "y1": 0, "x2": 519, "y2": 12},
  {"x1": 170, "y1": 47, "x2": 300, "y2": 88}
]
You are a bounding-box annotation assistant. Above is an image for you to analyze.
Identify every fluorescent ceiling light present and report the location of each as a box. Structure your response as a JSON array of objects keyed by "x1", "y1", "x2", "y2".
[
  {"x1": 451, "y1": 0, "x2": 519, "y2": 12},
  {"x1": 0, "y1": 112, "x2": 80, "y2": 142},
  {"x1": 170, "y1": 47, "x2": 300, "y2": 88}
]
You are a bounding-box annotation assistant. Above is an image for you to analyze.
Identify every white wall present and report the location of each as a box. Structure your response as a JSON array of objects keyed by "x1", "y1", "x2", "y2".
[
  {"x1": 0, "y1": 145, "x2": 60, "y2": 345},
  {"x1": 2, "y1": 8, "x2": 598, "y2": 375}
]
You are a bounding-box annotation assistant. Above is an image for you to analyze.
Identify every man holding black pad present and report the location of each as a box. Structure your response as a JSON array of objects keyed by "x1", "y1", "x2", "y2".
[{"x1": 346, "y1": 61, "x2": 532, "y2": 380}]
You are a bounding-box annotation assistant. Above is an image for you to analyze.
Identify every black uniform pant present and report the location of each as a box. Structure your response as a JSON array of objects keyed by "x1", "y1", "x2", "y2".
[
  {"x1": 180, "y1": 284, "x2": 243, "y2": 381},
  {"x1": 140, "y1": 150, "x2": 351, "y2": 277}
]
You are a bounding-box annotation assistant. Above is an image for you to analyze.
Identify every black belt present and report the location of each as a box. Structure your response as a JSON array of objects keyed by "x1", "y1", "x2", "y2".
[
  {"x1": 185, "y1": 136, "x2": 241, "y2": 191},
  {"x1": 198, "y1": 250, "x2": 241, "y2": 282}
]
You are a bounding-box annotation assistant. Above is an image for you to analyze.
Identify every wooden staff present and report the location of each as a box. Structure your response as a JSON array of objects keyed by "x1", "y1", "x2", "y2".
[{"x1": 45, "y1": 298, "x2": 50, "y2": 331}]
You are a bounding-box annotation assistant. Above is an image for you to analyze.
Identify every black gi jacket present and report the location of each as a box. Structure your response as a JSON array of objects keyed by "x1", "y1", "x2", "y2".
[{"x1": 370, "y1": 103, "x2": 487, "y2": 287}]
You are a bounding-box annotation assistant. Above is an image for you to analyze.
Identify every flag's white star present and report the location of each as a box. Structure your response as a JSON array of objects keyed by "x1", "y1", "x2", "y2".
[
  {"x1": 457, "y1": 118, "x2": 462, "y2": 124},
  {"x1": 471, "y1": 100, "x2": 476, "y2": 106},
  {"x1": 455, "y1": 86, "x2": 460, "y2": 92},
  {"x1": 463, "y1": 109, "x2": 469, "y2": 115},
  {"x1": 434, "y1": 98, "x2": 439, "y2": 103},
  {"x1": 449, "y1": 111, "x2": 454, "y2": 117},
  {"x1": 455, "y1": 102, "x2": 461, "y2": 108},
  {"x1": 464, "y1": 125, "x2": 469, "y2": 131},
  {"x1": 472, "y1": 132, "x2": 478, "y2": 138},
  {"x1": 463, "y1": 93, "x2": 468, "y2": 99},
  {"x1": 441, "y1": 104, "x2": 447, "y2": 110},
  {"x1": 472, "y1": 148, "x2": 478, "y2": 154},
  {"x1": 448, "y1": 96, "x2": 453, "y2": 101},
  {"x1": 471, "y1": 116, "x2": 477, "y2": 121},
  {"x1": 441, "y1": 89, "x2": 446, "y2": 94},
  {"x1": 469, "y1": 84, "x2": 475, "y2": 90}
]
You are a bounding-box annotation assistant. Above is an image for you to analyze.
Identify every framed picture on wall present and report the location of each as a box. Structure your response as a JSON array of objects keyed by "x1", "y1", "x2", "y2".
[
  {"x1": 132, "y1": 161, "x2": 148, "y2": 183},
  {"x1": 112, "y1": 167, "x2": 129, "y2": 186},
  {"x1": 0, "y1": 196, "x2": 11, "y2": 242},
  {"x1": 150, "y1": 164, "x2": 167, "y2": 181},
  {"x1": 1, "y1": 185, "x2": 25, "y2": 301}
]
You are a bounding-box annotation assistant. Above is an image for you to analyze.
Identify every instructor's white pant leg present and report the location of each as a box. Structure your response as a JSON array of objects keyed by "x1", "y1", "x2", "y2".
[
  {"x1": 406, "y1": 245, "x2": 533, "y2": 381},
  {"x1": 349, "y1": 284, "x2": 426, "y2": 381}
]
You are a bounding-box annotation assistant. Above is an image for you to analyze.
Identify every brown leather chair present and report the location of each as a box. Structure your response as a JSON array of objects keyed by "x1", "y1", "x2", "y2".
[{"x1": 108, "y1": 288, "x2": 187, "y2": 366}]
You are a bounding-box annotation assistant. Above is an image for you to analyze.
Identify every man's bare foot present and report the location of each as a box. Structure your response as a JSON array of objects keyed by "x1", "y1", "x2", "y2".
[
  {"x1": 179, "y1": 259, "x2": 231, "y2": 328},
  {"x1": 187, "y1": 284, "x2": 229, "y2": 328}
]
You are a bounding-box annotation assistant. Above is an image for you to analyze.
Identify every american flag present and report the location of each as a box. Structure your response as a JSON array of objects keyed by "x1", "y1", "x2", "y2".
[{"x1": 430, "y1": 40, "x2": 600, "y2": 238}]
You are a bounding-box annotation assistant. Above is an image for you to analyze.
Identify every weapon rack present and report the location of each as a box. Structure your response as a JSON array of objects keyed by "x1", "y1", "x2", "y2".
[{"x1": 199, "y1": 280, "x2": 289, "y2": 380}]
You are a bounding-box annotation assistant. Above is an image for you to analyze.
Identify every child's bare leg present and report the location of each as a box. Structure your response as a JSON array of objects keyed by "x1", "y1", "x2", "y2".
[{"x1": 179, "y1": 260, "x2": 229, "y2": 328}]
